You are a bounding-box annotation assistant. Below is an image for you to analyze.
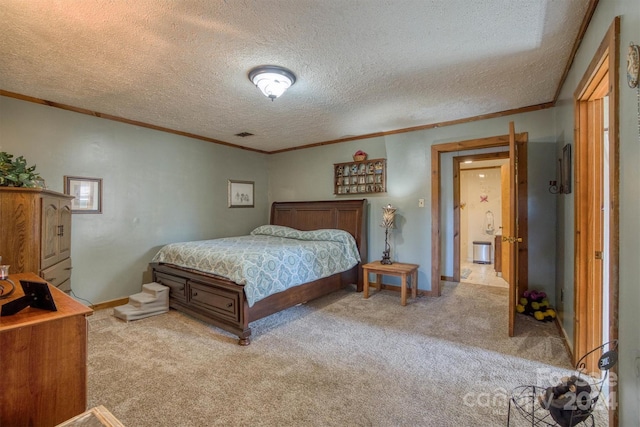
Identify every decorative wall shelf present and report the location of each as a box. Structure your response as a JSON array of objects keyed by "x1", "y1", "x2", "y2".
[{"x1": 334, "y1": 158, "x2": 386, "y2": 195}]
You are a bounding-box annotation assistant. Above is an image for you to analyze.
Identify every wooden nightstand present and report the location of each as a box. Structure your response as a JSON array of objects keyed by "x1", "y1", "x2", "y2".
[{"x1": 362, "y1": 261, "x2": 419, "y2": 306}]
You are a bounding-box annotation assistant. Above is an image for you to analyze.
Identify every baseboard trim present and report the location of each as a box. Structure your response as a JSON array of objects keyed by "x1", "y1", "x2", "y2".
[
  {"x1": 91, "y1": 297, "x2": 129, "y2": 311},
  {"x1": 553, "y1": 317, "x2": 573, "y2": 362}
]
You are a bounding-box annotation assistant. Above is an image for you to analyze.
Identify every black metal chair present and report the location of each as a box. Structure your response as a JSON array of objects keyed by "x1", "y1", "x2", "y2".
[{"x1": 507, "y1": 340, "x2": 618, "y2": 427}]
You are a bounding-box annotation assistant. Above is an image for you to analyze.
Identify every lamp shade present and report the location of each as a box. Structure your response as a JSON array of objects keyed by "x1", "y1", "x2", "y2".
[
  {"x1": 248, "y1": 66, "x2": 296, "y2": 100},
  {"x1": 381, "y1": 204, "x2": 396, "y2": 229}
]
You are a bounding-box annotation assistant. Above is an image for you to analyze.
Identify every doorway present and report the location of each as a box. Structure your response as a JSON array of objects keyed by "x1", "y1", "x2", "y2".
[
  {"x1": 572, "y1": 18, "x2": 619, "y2": 425},
  {"x1": 455, "y1": 153, "x2": 509, "y2": 288},
  {"x1": 431, "y1": 126, "x2": 528, "y2": 336}
]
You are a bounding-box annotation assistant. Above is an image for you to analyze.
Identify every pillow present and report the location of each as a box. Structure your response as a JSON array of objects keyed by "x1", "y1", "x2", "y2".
[
  {"x1": 251, "y1": 225, "x2": 360, "y2": 261},
  {"x1": 250, "y1": 225, "x2": 302, "y2": 238}
]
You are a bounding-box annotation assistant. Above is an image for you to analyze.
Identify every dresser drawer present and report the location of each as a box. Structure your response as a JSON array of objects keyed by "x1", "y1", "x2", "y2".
[
  {"x1": 41, "y1": 257, "x2": 72, "y2": 289},
  {"x1": 155, "y1": 272, "x2": 187, "y2": 301},
  {"x1": 189, "y1": 281, "x2": 239, "y2": 322},
  {"x1": 57, "y1": 279, "x2": 71, "y2": 293}
]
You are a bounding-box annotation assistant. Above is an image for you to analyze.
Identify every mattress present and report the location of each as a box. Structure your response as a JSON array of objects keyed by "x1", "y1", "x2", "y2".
[{"x1": 151, "y1": 225, "x2": 361, "y2": 306}]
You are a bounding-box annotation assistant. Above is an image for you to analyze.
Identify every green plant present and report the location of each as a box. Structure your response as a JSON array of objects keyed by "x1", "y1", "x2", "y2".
[{"x1": 0, "y1": 151, "x2": 43, "y2": 187}]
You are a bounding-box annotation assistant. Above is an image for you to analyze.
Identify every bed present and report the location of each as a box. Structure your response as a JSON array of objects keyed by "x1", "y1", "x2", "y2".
[{"x1": 149, "y1": 199, "x2": 367, "y2": 345}]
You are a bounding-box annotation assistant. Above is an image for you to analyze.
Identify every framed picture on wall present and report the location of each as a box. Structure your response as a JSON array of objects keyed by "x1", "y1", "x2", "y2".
[
  {"x1": 228, "y1": 180, "x2": 254, "y2": 208},
  {"x1": 562, "y1": 144, "x2": 571, "y2": 194},
  {"x1": 64, "y1": 176, "x2": 103, "y2": 213}
]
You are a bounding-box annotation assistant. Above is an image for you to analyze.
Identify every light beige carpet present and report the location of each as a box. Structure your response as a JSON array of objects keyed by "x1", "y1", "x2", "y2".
[{"x1": 87, "y1": 282, "x2": 595, "y2": 426}]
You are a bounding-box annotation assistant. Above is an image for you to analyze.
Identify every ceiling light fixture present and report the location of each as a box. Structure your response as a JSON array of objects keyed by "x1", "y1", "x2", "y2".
[{"x1": 248, "y1": 65, "x2": 296, "y2": 101}]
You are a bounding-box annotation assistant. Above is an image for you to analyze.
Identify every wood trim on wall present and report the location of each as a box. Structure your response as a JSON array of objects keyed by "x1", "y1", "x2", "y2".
[
  {"x1": 552, "y1": 0, "x2": 601, "y2": 102},
  {"x1": 453, "y1": 157, "x2": 461, "y2": 283},
  {"x1": 431, "y1": 145, "x2": 442, "y2": 295},
  {"x1": 572, "y1": 16, "x2": 619, "y2": 427},
  {"x1": 272, "y1": 103, "x2": 552, "y2": 154},
  {"x1": 1, "y1": 88, "x2": 552, "y2": 155},
  {"x1": 0, "y1": 90, "x2": 270, "y2": 154}
]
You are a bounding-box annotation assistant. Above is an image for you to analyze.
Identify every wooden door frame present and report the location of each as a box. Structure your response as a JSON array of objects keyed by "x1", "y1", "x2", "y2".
[
  {"x1": 573, "y1": 16, "x2": 619, "y2": 427},
  {"x1": 452, "y1": 151, "x2": 510, "y2": 282},
  {"x1": 430, "y1": 130, "x2": 528, "y2": 296}
]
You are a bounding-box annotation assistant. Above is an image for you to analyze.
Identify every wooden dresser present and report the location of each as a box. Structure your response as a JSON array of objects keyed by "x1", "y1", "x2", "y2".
[
  {"x1": 0, "y1": 188, "x2": 73, "y2": 292},
  {"x1": 0, "y1": 272, "x2": 93, "y2": 426}
]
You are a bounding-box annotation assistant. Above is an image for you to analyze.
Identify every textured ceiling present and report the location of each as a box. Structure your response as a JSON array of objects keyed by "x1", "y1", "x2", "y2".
[{"x1": 0, "y1": 0, "x2": 591, "y2": 152}]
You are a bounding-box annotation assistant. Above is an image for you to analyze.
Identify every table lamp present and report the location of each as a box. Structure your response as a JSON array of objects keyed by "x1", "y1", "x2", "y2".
[{"x1": 381, "y1": 204, "x2": 396, "y2": 265}]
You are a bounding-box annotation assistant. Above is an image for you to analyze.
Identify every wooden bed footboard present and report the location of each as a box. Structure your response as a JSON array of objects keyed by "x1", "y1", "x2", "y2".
[
  {"x1": 150, "y1": 262, "x2": 360, "y2": 345},
  {"x1": 149, "y1": 199, "x2": 368, "y2": 345}
]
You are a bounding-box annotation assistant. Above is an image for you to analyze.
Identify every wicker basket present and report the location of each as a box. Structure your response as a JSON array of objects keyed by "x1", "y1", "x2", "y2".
[{"x1": 353, "y1": 154, "x2": 367, "y2": 162}]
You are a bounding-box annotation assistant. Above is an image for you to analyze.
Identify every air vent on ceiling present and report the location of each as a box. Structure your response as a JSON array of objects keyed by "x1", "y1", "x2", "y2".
[{"x1": 235, "y1": 132, "x2": 254, "y2": 137}]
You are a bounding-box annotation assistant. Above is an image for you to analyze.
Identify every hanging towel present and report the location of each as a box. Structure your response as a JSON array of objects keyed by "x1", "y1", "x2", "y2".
[{"x1": 484, "y1": 210, "x2": 495, "y2": 235}]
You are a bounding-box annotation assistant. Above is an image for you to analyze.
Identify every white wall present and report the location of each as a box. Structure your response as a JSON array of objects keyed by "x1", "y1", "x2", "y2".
[{"x1": 0, "y1": 96, "x2": 269, "y2": 303}]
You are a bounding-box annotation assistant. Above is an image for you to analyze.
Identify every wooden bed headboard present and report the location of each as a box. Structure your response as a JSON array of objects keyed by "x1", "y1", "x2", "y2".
[{"x1": 270, "y1": 199, "x2": 368, "y2": 264}]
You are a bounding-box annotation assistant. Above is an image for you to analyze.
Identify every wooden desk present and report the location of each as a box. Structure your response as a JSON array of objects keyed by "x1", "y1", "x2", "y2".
[
  {"x1": 0, "y1": 272, "x2": 93, "y2": 426},
  {"x1": 362, "y1": 261, "x2": 419, "y2": 306}
]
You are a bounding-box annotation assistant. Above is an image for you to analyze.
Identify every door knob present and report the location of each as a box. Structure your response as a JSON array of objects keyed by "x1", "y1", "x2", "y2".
[{"x1": 502, "y1": 236, "x2": 523, "y2": 243}]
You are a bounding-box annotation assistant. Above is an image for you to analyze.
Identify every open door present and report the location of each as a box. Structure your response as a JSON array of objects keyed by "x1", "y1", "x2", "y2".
[
  {"x1": 505, "y1": 122, "x2": 520, "y2": 337},
  {"x1": 500, "y1": 161, "x2": 512, "y2": 297}
]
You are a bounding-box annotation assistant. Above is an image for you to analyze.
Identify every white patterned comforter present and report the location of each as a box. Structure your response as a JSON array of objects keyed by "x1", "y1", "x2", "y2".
[{"x1": 151, "y1": 225, "x2": 361, "y2": 307}]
